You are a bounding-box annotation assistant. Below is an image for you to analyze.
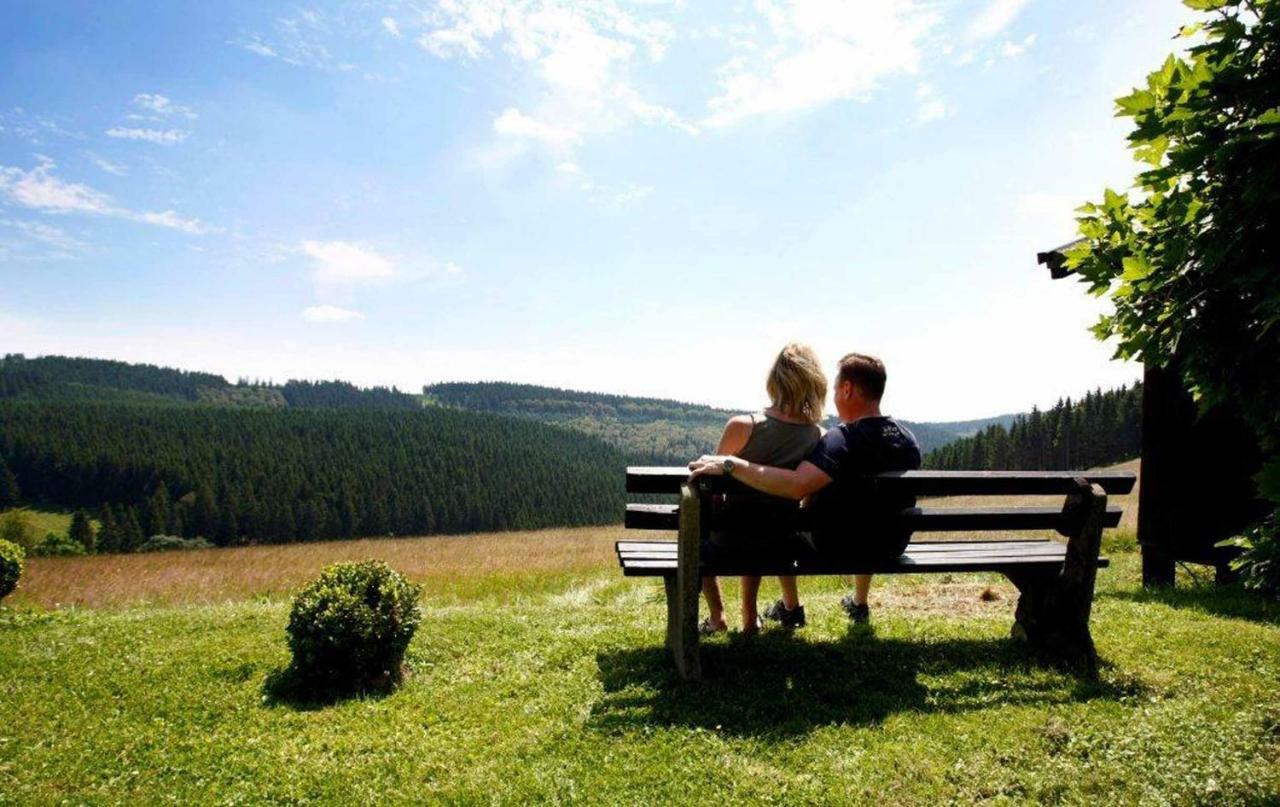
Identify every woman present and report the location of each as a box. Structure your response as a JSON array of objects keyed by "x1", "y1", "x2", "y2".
[{"x1": 699, "y1": 343, "x2": 826, "y2": 635}]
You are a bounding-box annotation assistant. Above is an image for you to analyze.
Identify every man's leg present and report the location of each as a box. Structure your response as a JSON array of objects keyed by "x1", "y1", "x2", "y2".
[
  {"x1": 840, "y1": 574, "x2": 873, "y2": 624},
  {"x1": 740, "y1": 575, "x2": 762, "y2": 630},
  {"x1": 702, "y1": 577, "x2": 727, "y2": 630}
]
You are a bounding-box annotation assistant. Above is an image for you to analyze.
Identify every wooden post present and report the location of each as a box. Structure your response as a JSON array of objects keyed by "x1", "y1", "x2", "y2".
[
  {"x1": 668, "y1": 482, "x2": 703, "y2": 680},
  {"x1": 1008, "y1": 478, "x2": 1107, "y2": 669}
]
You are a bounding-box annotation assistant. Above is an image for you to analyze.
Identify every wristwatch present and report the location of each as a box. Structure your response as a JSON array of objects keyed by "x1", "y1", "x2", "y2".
[{"x1": 722, "y1": 458, "x2": 736, "y2": 475}]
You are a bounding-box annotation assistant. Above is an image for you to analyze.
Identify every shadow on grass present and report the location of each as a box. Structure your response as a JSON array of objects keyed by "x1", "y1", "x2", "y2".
[
  {"x1": 1100, "y1": 582, "x2": 1280, "y2": 626},
  {"x1": 592, "y1": 628, "x2": 1138, "y2": 738},
  {"x1": 260, "y1": 664, "x2": 398, "y2": 711}
]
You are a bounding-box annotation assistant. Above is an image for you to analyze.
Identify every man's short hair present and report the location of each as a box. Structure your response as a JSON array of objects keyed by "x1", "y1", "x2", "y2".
[{"x1": 837, "y1": 353, "x2": 887, "y2": 401}]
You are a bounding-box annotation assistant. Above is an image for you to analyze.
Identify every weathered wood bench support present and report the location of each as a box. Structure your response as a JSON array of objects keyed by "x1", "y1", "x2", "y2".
[{"x1": 620, "y1": 468, "x2": 1134, "y2": 680}]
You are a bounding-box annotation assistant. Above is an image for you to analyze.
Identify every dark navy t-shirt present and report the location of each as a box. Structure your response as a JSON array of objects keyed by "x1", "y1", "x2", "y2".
[{"x1": 803, "y1": 416, "x2": 922, "y2": 556}]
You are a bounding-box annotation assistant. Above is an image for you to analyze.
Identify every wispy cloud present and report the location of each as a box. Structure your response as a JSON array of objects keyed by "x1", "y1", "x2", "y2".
[
  {"x1": 302, "y1": 304, "x2": 364, "y2": 323},
  {"x1": 493, "y1": 107, "x2": 582, "y2": 148},
  {"x1": 130, "y1": 93, "x2": 197, "y2": 120},
  {"x1": 1000, "y1": 33, "x2": 1037, "y2": 58},
  {"x1": 966, "y1": 0, "x2": 1031, "y2": 41},
  {"x1": 84, "y1": 151, "x2": 127, "y2": 176},
  {"x1": 417, "y1": 0, "x2": 691, "y2": 160},
  {"x1": 105, "y1": 127, "x2": 189, "y2": 145},
  {"x1": 302, "y1": 239, "x2": 396, "y2": 285},
  {"x1": 703, "y1": 1, "x2": 940, "y2": 128},
  {"x1": 381, "y1": 17, "x2": 402, "y2": 38},
  {"x1": 915, "y1": 83, "x2": 948, "y2": 123},
  {"x1": 0, "y1": 157, "x2": 211, "y2": 234},
  {"x1": 0, "y1": 217, "x2": 85, "y2": 257},
  {"x1": 234, "y1": 9, "x2": 356, "y2": 72}
]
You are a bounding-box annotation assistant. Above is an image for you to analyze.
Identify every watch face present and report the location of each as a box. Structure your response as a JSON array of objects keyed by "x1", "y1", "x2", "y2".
[{"x1": 722, "y1": 459, "x2": 734, "y2": 473}]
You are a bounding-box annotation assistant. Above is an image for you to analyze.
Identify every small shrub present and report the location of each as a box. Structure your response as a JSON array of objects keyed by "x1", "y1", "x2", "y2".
[
  {"x1": 31, "y1": 532, "x2": 86, "y2": 557},
  {"x1": 1225, "y1": 514, "x2": 1280, "y2": 599},
  {"x1": 0, "y1": 539, "x2": 23, "y2": 600},
  {"x1": 0, "y1": 510, "x2": 36, "y2": 550},
  {"x1": 286, "y1": 560, "x2": 422, "y2": 693},
  {"x1": 137, "y1": 535, "x2": 215, "y2": 553}
]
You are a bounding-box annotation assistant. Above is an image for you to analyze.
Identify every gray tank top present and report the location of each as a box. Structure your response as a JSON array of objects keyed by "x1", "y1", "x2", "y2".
[{"x1": 737, "y1": 412, "x2": 822, "y2": 469}]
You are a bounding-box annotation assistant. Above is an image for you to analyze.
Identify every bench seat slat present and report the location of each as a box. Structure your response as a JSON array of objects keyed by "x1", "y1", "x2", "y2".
[
  {"x1": 624, "y1": 503, "x2": 1123, "y2": 532},
  {"x1": 616, "y1": 539, "x2": 1109, "y2": 577},
  {"x1": 627, "y1": 467, "x2": 1137, "y2": 496}
]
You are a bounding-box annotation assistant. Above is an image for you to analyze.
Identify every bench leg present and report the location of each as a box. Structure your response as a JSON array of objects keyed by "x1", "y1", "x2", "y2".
[
  {"x1": 667, "y1": 484, "x2": 703, "y2": 681},
  {"x1": 1007, "y1": 479, "x2": 1107, "y2": 671}
]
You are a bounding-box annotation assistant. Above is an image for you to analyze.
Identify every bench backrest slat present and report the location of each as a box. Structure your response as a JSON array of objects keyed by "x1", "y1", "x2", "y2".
[
  {"x1": 624, "y1": 503, "x2": 1123, "y2": 532},
  {"x1": 626, "y1": 466, "x2": 1137, "y2": 496}
]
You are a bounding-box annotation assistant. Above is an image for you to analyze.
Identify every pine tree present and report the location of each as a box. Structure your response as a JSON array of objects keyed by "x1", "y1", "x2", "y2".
[
  {"x1": 96, "y1": 504, "x2": 120, "y2": 553},
  {"x1": 121, "y1": 507, "x2": 145, "y2": 552},
  {"x1": 68, "y1": 510, "x2": 95, "y2": 553},
  {"x1": 0, "y1": 457, "x2": 18, "y2": 508}
]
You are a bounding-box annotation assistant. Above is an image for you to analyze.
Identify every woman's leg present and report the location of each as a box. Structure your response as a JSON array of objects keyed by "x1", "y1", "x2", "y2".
[
  {"x1": 702, "y1": 577, "x2": 727, "y2": 629},
  {"x1": 851, "y1": 574, "x2": 872, "y2": 606},
  {"x1": 740, "y1": 575, "x2": 762, "y2": 629},
  {"x1": 778, "y1": 575, "x2": 801, "y2": 610}
]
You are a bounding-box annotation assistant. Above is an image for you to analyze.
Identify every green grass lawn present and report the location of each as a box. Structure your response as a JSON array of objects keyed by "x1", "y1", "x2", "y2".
[{"x1": 1, "y1": 551, "x2": 1277, "y2": 804}]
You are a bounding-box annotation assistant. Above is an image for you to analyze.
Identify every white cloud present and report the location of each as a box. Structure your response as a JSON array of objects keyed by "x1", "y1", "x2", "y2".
[
  {"x1": 915, "y1": 84, "x2": 948, "y2": 123},
  {"x1": 240, "y1": 38, "x2": 278, "y2": 58},
  {"x1": 0, "y1": 158, "x2": 211, "y2": 234},
  {"x1": 703, "y1": 1, "x2": 940, "y2": 128},
  {"x1": 0, "y1": 218, "x2": 85, "y2": 254},
  {"x1": 85, "y1": 152, "x2": 127, "y2": 176},
  {"x1": 554, "y1": 161, "x2": 581, "y2": 175},
  {"x1": 419, "y1": 0, "x2": 691, "y2": 156},
  {"x1": 301, "y1": 240, "x2": 396, "y2": 285},
  {"x1": 382, "y1": 17, "x2": 402, "y2": 38},
  {"x1": 135, "y1": 210, "x2": 208, "y2": 234},
  {"x1": 105, "y1": 127, "x2": 189, "y2": 145},
  {"x1": 302, "y1": 304, "x2": 365, "y2": 323},
  {"x1": 233, "y1": 10, "x2": 357, "y2": 72},
  {"x1": 493, "y1": 107, "x2": 581, "y2": 147},
  {"x1": 966, "y1": 0, "x2": 1031, "y2": 41},
  {"x1": 1000, "y1": 33, "x2": 1037, "y2": 58},
  {"x1": 131, "y1": 93, "x2": 197, "y2": 120}
]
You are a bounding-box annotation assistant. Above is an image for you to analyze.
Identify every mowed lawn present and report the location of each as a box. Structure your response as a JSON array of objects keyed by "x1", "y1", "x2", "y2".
[{"x1": 2, "y1": 468, "x2": 1279, "y2": 804}]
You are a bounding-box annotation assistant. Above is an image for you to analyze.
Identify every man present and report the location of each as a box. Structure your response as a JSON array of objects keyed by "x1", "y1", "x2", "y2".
[{"x1": 688, "y1": 352, "x2": 921, "y2": 624}]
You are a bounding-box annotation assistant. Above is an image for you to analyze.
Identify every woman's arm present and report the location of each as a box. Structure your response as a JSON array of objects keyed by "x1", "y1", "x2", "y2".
[{"x1": 715, "y1": 415, "x2": 754, "y2": 456}]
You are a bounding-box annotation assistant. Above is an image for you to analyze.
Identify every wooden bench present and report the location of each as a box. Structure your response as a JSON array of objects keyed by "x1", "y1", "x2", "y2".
[{"x1": 620, "y1": 467, "x2": 1136, "y2": 680}]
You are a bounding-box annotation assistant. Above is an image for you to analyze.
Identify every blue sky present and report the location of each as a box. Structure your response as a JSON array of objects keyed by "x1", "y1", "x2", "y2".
[{"x1": 1, "y1": 0, "x2": 1195, "y2": 419}]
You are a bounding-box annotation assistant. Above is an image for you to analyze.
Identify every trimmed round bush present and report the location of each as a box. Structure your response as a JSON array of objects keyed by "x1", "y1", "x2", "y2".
[
  {"x1": 287, "y1": 560, "x2": 422, "y2": 692},
  {"x1": 0, "y1": 539, "x2": 24, "y2": 601}
]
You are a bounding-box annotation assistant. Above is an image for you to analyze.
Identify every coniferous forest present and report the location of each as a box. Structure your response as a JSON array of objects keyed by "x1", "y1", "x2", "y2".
[{"x1": 923, "y1": 384, "x2": 1142, "y2": 471}]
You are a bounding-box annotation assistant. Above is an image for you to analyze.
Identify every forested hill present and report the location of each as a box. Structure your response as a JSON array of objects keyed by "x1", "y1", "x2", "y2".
[
  {"x1": 924, "y1": 384, "x2": 1142, "y2": 471},
  {"x1": 424, "y1": 381, "x2": 1016, "y2": 461},
  {"x1": 0, "y1": 399, "x2": 624, "y2": 547},
  {"x1": 0, "y1": 354, "x2": 420, "y2": 410}
]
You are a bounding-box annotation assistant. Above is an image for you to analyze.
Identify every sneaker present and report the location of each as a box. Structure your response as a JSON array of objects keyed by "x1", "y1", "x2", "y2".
[
  {"x1": 840, "y1": 594, "x2": 870, "y2": 624},
  {"x1": 762, "y1": 599, "x2": 807, "y2": 629}
]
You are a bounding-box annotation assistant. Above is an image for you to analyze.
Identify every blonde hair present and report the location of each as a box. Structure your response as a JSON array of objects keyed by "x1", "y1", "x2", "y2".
[{"x1": 766, "y1": 343, "x2": 827, "y2": 425}]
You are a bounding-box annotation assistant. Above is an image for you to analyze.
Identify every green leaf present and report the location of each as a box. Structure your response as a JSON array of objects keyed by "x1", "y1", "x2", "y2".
[
  {"x1": 1115, "y1": 89, "x2": 1156, "y2": 115},
  {"x1": 1121, "y1": 256, "x2": 1154, "y2": 281}
]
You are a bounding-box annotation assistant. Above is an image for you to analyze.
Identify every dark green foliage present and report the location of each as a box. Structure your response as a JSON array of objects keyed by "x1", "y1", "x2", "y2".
[
  {"x1": 137, "y1": 535, "x2": 215, "y2": 553},
  {"x1": 281, "y1": 379, "x2": 418, "y2": 410},
  {"x1": 286, "y1": 561, "x2": 422, "y2": 692},
  {"x1": 68, "y1": 511, "x2": 94, "y2": 553},
  {"x1": 1226, "y1": 515, "x2": 1280, "y2": 599},
  {"x1": 1066, "y1": 1, "x2": 1279, "y2": 566},
  {"x1": 0, "y1": 538, "x2": 22, "y2": 600},
  {"x1": 0, "y1": 456, "x2": 19, "y2": 508},
  {"x1": 95, "y1": 505, "x2": 120, "y2": 554},
  {"x1": 32, "y1": 532, "x2": 86, "y2": 557},
  {"x1": 0, "y1": 398, "x2": 625, "y2": 545},
  {"x1": 925, "y1": 384, "x2": 1141, "y2": 471}
]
